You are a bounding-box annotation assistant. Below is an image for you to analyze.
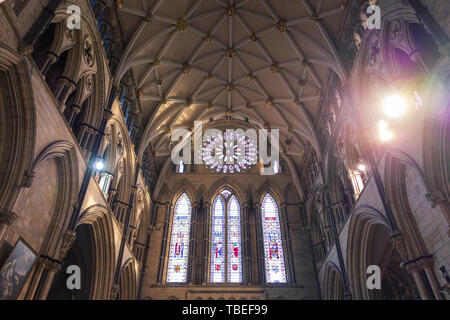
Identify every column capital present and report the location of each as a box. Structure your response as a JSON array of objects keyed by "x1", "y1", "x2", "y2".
[
  {"x1": 47, "y1": 261, "x2": 62, "y2": 273},
  {"x1": 425, "y1": 191, "x2": 446, "y2": 208},
  {"x1": 21, "y1": 170, "x2": 36, "y2": 188},
  {"x1": 59, "y1": 229, "x2": 77, "y2": 261},
  {"x1": 103, "y1": 109, "x2": 114, "y2": 121},
  {"x1": 389, "y1": 231, "x2": 409, "y2": 262},
  {"x1": 18, "y1": 41, "x2": 34, "y2": 56},
  {"x1": 0, "y1": 210, "x2": 18, "y2": 225}
]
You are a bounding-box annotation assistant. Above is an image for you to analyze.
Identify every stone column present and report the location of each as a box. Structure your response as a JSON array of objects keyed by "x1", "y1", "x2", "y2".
[
  {"x1": 201, "y1": 202, "x2": 210, "y2": 284},
  {"x1": 254, "y1": 202, "x2": 265, "y2": 284},
  {"x1": 25, "y1": 257, "x2": 49, "y2": 300},
  {"x1": 242, "y1": 201, "x2": 251, "y2": 285},
  {"x1": 68, "y1": 105, "x2": 82, "y2": 127},
  {"x1": 406, "y1": 262, "x2": 433, "y2": 300},
  {"x1": 281, "y1": 203, "x2": 295, "y2": 284},
  {"x1": 37, "y1": 261, "x2": 61, "y2": 300},
  {"x1": 0, "y1": 210, "x2": 18, "y2": 244},
  {"x1": 188, "y1": 202, "x2": 199, "y2": 284},
  {"x1": 32, "y1": 229, "x2": 76, "y2": 300},
  {"x1": 424, "y1": 265, "x2": 443, "y2": 300},
  {"x1": 390, "y1": 232, "x2": 432, "y2": 300},
  {"x1": 40, "y1": 52, "x2": 58, "y2": 76},
  {"x1": 157, "y1": 203, "x2": 171, "y2": 283},
  {"x1": 417, "y1": 257, "x2": 443, "y2": 300}
]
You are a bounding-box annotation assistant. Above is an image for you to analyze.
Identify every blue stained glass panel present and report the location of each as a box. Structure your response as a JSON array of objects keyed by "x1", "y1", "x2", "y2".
[
  {"x1": 210, "y1": 196, "x2": 225, "y2": 282},
  {"x1": 167, "y1": 193, "x2": 191, "y2": 283},
  {"x1": 261, "y1": 193, "x2": 287, "y2": 283},
  {"x1": 227, "y1": 196, "x2": 242, "y2": 282}
]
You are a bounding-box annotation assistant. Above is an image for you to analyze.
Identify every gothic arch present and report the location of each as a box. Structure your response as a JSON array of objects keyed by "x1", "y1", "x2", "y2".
[
  {"x1": 207, "y1": 178, "x2": 245, "y2": 204},
  {"x1": 0, "y1": 44, "x2": 36, "y2": 212},
  {"x1": 168, "y1": 181, "x2": 196, "y2": 205},
  {"x1": 323, "y1": 262, "x2": 345, "y2": 300},
  {"x1": 119, "y1": 259, "x2": 138, "y2": 300},
  {"x1": 107, "y1": 117, "x2": 136, "y2": 203},
  {"x1": 75, "y1": 205, "x2": 116, "y2": 300},
  {"x1": 53, "y1": 1, "x2": 109, "y2": 130},
  {"x1": 346, "y1": 205, "x2": 395, "y2": 299},
  {"x1": 256, "y1": 181, "x2": 285, "y2": 206},
  {"x1": 25, "y1": 141, "x2": 79, "y2": 258},
  {"x1": 257, "y1": 188, "x2": 293, "y2": 284},
  {"x1": 385, "y1": 150, "x2": 448, "y2": 297},
  {"x1": 422, "y1": 68, "x2": 450, "y2": 223}
]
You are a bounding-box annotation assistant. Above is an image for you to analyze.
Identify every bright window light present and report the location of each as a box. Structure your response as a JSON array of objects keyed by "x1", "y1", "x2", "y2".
[
  {"x1": 382, "y1": 94, "x2": 407, "y2": 118},
  {"x1": 377, "y1": 120, "x2": 393, "y2": 142},
  {"x1": 177, "y1": 160, "x2": 185, "y2": 173},
  {"x1": 94, "y1": 159, "x2": 104, "y2": 171},
  {"x1": 273, "y1": 161, "x2": 280, "y2": 174},
  {"x1": 357, "y1": 163, "x2": 366, "y2": 172}
]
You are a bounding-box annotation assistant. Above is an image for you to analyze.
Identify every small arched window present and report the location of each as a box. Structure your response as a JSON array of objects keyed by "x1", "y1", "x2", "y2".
[
  {"x1": 261, "y1": 193, "x2": 286, "y2": 283},
  {"x1": 167, "y1": 192, "x2": 192, "y2": 283},
  {"x1": 210, "y1": 189, "x2": 242, "y2": 283}
]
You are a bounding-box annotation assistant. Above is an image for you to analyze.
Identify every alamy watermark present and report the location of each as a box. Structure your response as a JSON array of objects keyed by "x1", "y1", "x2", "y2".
[
  {"x1": 67, "y1": 5, "x2": 81, "y2": 30},
  {"x1": 366, "y1": 265, "x2": 381, "y2": 290},
  {"x1": 66, "y1": 265, "x2": 81, "y2": 290},
  {"x1": 366, "y1": 5, "x2": 381, "y2": 30}
]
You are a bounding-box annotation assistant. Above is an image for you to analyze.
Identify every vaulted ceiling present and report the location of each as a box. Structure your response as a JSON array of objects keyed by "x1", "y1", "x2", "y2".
[{"x1": 114, "y1": 0, "x2": 348, "y2": 167}]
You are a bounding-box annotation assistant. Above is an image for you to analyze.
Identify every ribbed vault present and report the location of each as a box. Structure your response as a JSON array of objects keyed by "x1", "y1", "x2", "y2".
[{"x1": 114, "y1": 0, "x2": 347, "y2": 168}]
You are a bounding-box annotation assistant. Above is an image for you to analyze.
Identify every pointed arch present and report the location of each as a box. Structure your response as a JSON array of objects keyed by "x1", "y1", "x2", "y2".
[
  {"x1": 323, "y1": 262, "x2": 345, "y2": 300},
  {"x1": 260, "y1": 193, "x2": 287, "y2": 283},
  {"x1": 210, "y1": 195, "x2": 226, "y2": 283},
  {"x1": 209, "y1": 187, "x2": 243, "y2": 283},
  {"x1": 119, "y1": 259, "x2": 138, "y2": 300},
  {"x1": 166, "y1": 192, "x2": 192, "y2": 283},
  {"x1": 75, "y1": 205, "x2": 117, "y2": 300},
  {"x1": 0, "y1": 44, "x2": 36, "y2": 212}
]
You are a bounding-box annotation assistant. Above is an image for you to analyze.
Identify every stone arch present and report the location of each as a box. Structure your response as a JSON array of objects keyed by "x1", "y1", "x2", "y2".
[
  {"x1": 257, "y1": 187, "x2": 293, "y2": 284},
  {"x1": 256, "y1": 181, "x2": 285, "y2": 206},
  {"x1": 207, "y1": 178, "x2": 245, "y2": 205},
  {"x1": 422, "y1": 69, "x2": 450, "y2": 224},
  {"x1": 168, "y1": 181, "x2": 197, "y2": 205},
  {"x1": 323, "y1": 262, "x2": 345, "y2": 300},
  {"x1": 24, "y1": 141, "x2": 78, "y2": 258},
  {"x1": 119, "y1": 259, "x2": 138, "y2": 300},
  {"x1": 385, "y1": 150, "x2": 448, "y2": 298},
  {"x1": 161, "y1": 188, "x2": 195, "y2": 283},
  {"x1": 346, "y1": 205, "x2": 417, "y2": 299},
  {"x1": 105, "y1": 117, "x2": 135, "y2": 205},
  {"x1": 52, "y1": 2, "x2": 109, "y2": 131},
  {"x1": 75, "y1": 205, "x2": 116, "y2": 299},
  {"x1": 0, "y1": 44, "x2": 36, "y2": 213}
]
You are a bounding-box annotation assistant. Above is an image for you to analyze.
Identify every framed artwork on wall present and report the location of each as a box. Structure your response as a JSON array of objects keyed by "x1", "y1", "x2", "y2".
[{"x1": 0, "y1": 237, "x2": 37, "y2": 300}]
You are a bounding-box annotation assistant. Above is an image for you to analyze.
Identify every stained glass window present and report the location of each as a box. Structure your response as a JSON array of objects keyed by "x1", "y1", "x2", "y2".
[
  {"x1": 261, "y1": 193, "x2": 287, "y2": 283},
  {"x1": 167, "y1": 193, "x2": 191, "y2": 283},
  {"x1": 210, "y1": 190, "x2": 242, "y2": 283},
  {"x1": 221, "y1": 189, "x2": 231, "y2": 200},
  {"x1": 228, "y1": 195, "x2": 242, "y2": 282},
  {"x1": 210, "y1": 196, "x2": 225, "y2": 282}
]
